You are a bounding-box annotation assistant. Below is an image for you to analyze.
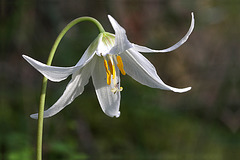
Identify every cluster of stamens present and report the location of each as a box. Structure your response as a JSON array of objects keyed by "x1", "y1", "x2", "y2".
[{"x1": 103, "y1": 55, "x2": 126, "y2": 93}]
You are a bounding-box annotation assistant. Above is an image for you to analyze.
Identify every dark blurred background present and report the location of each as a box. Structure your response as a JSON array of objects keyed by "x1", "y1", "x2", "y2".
[{"x1": 1, "y1": 0, "x2": 240, "y2": 159}]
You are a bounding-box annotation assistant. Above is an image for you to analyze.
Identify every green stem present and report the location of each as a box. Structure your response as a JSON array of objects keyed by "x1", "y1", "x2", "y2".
[{"x1": 36, "y1": 17, "x2": 105, "y2": 160}]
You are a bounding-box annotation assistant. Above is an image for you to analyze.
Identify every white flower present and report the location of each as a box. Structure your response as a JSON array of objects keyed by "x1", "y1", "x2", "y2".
[{"x1": 23, "y1": 13, "x2": 195, "y2": 118}]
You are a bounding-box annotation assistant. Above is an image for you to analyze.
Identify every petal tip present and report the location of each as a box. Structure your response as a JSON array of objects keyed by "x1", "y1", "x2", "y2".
[
  {"x1": 180, "y1": 87, "x2": 191, "y2": 93},
  {"x1": 30, "y1": 113, "x2": 38, "y2": 119},
  {"x1": 191, "y1": 12, "x2": 194, "y2": 19},
  {"x1": 108, "y1": 15, "x2": 117, "y2": 26},
  {"x1": 22, "y1": 54, "x2": 28, "y2": 60},
  {"x1": 104, "y1": 110, "x2": 121, "y2": 118},
  {"x1": 107, "y1": 15, "x2": 113, "y2": 19},
  {"x1": 191, "y1": 13, "x2": 195, "y2": 25},
  {"x1": 22, "y1": 55, "x2": 34, "y2": 64},
  {"x1": 170, "y1": 86, "x2": 191, "y2": 93},
  {"x1": 115, "y1": 111, "x2": 121, "y2": 118},
  {"x1": 186, "y1": 87, "x2": 192, "y2": 91},
  {"x1": 190, "y1": 12, "x2": 195, "y2": 28}
]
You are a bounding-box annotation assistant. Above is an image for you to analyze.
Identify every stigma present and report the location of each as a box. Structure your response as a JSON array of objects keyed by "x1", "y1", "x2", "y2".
[{"x1": 103, "y1": 55, "x2": 126, "y2": 93}]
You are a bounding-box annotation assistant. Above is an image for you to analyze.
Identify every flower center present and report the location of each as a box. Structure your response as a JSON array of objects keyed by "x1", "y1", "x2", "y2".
[
  {"x1": 103, "y1": 55, "x2": 126, "y2": 93},
  {"x1": 96, "y1": 32, "x2": 115, "y2": 57}
]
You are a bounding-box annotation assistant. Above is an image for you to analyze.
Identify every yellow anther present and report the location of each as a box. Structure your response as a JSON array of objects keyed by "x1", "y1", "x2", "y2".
[
  {"x1": 116, "y1": 56, "x2": 126, "y2": 75},
  {"x1": 119, "y1": 87, "x2": 123, "y2": 91},
  {"x1": 108, "y1": 60, "x2": 113, "y2": 74},
  {"x1": 104, "y1": 59, "x2": 111, "y2": 85},
  {"x1": 108, "y1": 60, "x2": 116, "y2": 79},
  {"x1": 107, "y1": 73, "x2": 111, "y2": 85}
]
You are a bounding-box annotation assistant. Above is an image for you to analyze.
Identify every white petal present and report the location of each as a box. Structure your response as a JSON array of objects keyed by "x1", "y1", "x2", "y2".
[
  {"x1": 23, "y1": 34, "x2": 99, "y2": 82},
  {"x1": 121, "y1": 49, "x2": 191, "y2": 93},
  {"x1": 108, "y1": 15, "x2": 133, "y2": 55},
  {"x1": 22, "y1": 55, "x2": 81, "y2": 82},
  {"x1": 133, "y1": 12, "x2": 195, "y2": 53},
  {"x1": 30, "y1": 56, "x2": 97, "y2": 119},
  {"x1": 92, "y1": 56, "x2": 121, "y2": 118}
]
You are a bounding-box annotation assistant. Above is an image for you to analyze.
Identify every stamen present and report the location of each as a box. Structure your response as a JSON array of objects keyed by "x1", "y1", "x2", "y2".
[
  {"x1": 116, "y1": 56, "x2": 126, "y2": 75},
  {"x1": 103, "y1": 56, "x2": 124, "y2": 92},
  {"x1": 104, "y1": 59, "x2": 111, "y2": 85},
  {"x1": 108, "y1": 60, "x2": 113, "y2": 74},
  {"x1": 119, "y1": 87, "x2": 123, "y2": 91},
  {"x1": 111, "y1": 87, "x2": 123, "y2": 94}
]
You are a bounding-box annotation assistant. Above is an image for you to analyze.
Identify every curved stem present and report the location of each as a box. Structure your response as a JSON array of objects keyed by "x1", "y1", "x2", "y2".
[
  {"x1": 46, "y1": 17, "x2": 104, "y2": 66},
  {"x1": 36, "y1": 17, "x2": 104, "y2": 160}
]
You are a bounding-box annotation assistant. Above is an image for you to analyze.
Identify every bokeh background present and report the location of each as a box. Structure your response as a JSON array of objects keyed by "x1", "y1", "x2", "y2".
[{"x1": 1, "y1": 0, "x2": 240, "y2": 159}]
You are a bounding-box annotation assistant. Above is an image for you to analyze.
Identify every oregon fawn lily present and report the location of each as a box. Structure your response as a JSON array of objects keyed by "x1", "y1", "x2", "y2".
[{"x1": 23, "y1": 13, "x2": 194, "y2": 118}]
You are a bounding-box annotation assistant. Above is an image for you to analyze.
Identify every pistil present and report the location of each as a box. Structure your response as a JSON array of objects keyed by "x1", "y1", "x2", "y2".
[{"x1": 108, "y1": 57, "x2": 116, "y2": 79}]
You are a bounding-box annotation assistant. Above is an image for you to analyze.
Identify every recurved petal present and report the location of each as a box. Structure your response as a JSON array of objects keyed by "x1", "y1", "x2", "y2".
[
  {"x1": 108, "y1": 15, "x2": 133, "y2": 55},
  {"x1": 133, "y1": 12, "x2": 195, "y2": 53},
  {"x1": 92, "y1": 56, "x2": 121, "y2": 118},
  {"x1": 30, "y1": 56, "x2": 97, "y2": 119},
  {"x1": 23, "y1": 55, "x2": 81, "y2": 82},
  {"x1": 23, "y1": 33, "x2": 99, "y2": 82},
  {"x1": 121, "y1": 49, "x2": 191, "y2": 93}
]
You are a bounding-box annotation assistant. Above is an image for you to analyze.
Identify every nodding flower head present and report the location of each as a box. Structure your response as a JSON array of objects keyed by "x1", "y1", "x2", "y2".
[{"x1": 23, "y1": 13, "x2": 194, "y2": 118}]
